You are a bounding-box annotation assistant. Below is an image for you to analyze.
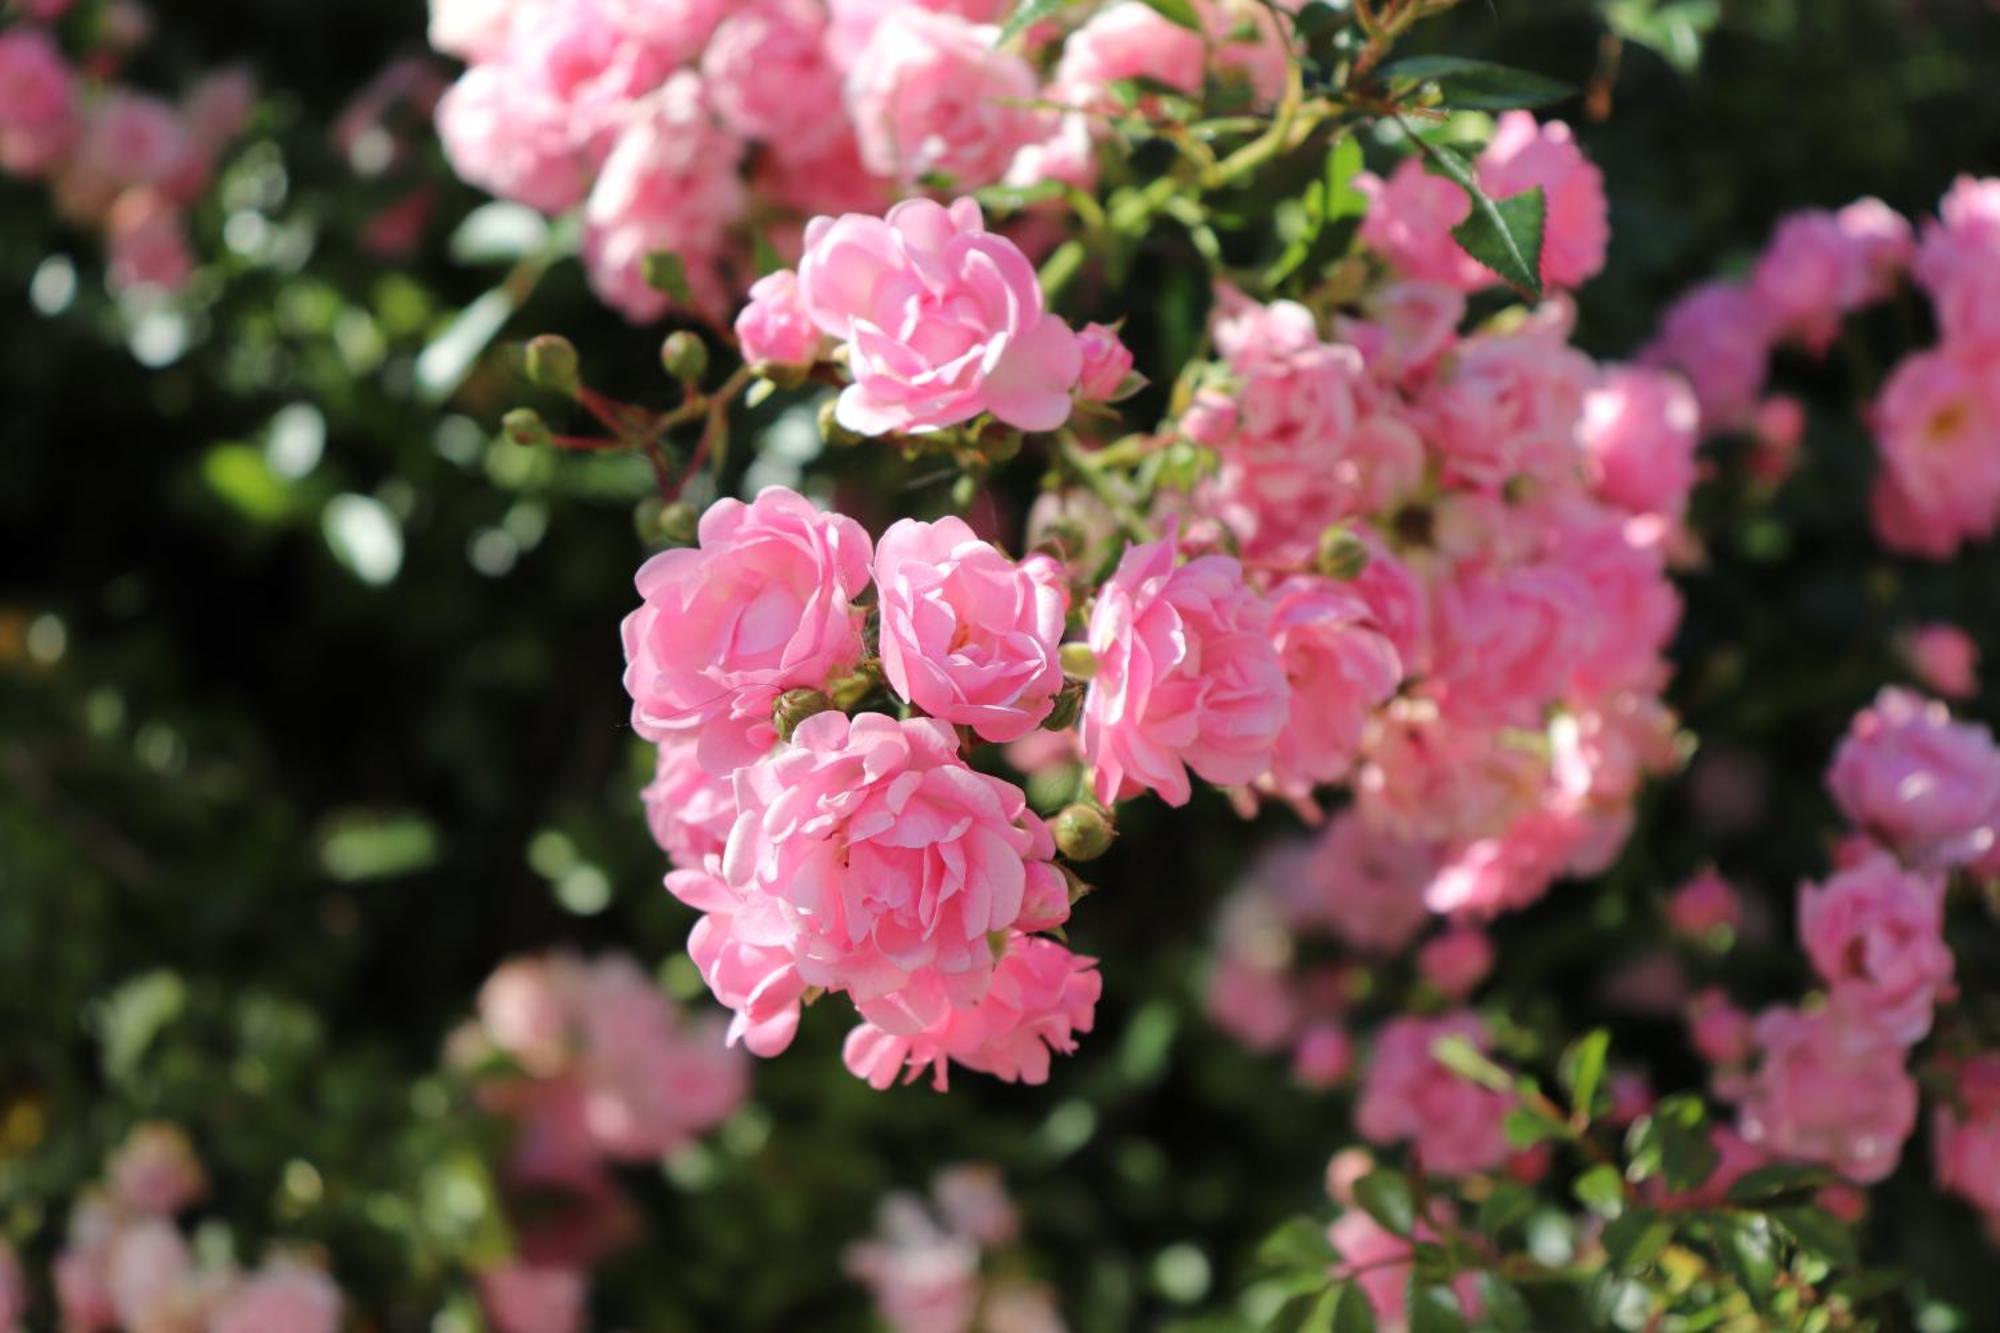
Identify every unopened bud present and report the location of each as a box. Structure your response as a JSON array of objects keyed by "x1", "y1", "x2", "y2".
[
  {"x1": 980, "y1": 426, "x2": 1023, "y2": 465},
  {"x1": 818, "y1": 398, "x2": 864, "y2": 447},
  {"x1": 1058, "y1": 643, "x2": 1099, "y2": 681},
  {"x1": 950, "y1": 473, "x2": 978, "y2": 511},
  {"x1": 501, "y1": 407, "x2": 551, "y2": 450},
  {"x1": 1042, "y1": 677, "x2": 1085, "y2": 731},
  {"x1": 772, "y1": 688, "x2": 835, "y2": 742},
  {"x1": 522, "y1": 334, "x2": 580, "y2": 397},
  {"x1": 1316, "y1": 524, "x2": 1371, "y2": 581},
  {"x1": 827, "y1": 662, "x2": 882, "y2": 712},
  {"x1": 661, "y1": 331, "x2": 709, "y2": 385},
  {"x1": 1051, "y1": 803, "x2": 1115, "y2": 862}
]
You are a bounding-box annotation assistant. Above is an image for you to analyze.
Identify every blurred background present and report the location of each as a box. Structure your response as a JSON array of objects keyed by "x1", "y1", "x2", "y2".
[{"x1": 3, "y1": 0, "x2": 1999, "y2": 1328}]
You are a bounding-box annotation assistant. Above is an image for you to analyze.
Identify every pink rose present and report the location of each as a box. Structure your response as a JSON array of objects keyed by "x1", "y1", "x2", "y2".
[
  {"x1": 1686, "y1": 987, "x2": 1755, "y2": 1068},
  {"x1": 1752, "y1": 209, "x2": 1874, "y2": 355},
  {"x1": 734, "y1": 269, "x2": 825, "y2": 367},
  {"x1": 0, "y1": 25, "x2": 77, "y2": 178},
  {"x1": 1418, "y1": 929, "x2": 1494, "y2": 999},
  {"x1": 1075, "y1": 322, "x2": 1135, "y2": 402},
  {"x1": 55, "y1": 92, "x2": 187, "y2": 223},
  {"x1": 107, "y1": 1219, "x2": 194, "y2": 1330},
  {"x1": 1291, "y1": 1023, "x2": 1354, "y2": 1088},
  {"x1": 1357, "y1": 700, "x2": 1545, "y2": 845},
  {"x1": 1934, "y1": 1055, "x2": 2000, "y2": 1217},
  {"x1": 674, "y1": 864, "x2": 810, "y2": 1057},
  {"x1": 1868, "y1": 345, "x2": 2000, "y2": 557},
  {"x1": 1477, "y1": 112, "x2": 1609, "y2": 290},
  {"x1": 701, "y1": 0, "x2": 844, "y2": 151},
  {"x1": 1642, "y1": 280, "x2": 1772, "y2": 434},
  {"x1": 1205, "y1": 952, "x2": 1300, "y2": 1053},
  {"x1": 622, "y1": 487, "x2": 871, "y2": 774},
  {"x1": 582, "y1": 76, "x2": 745, "y2": 322},
  {"x1": 1357, "y1": 157, "x2": 1486, "y2": 289},
  {"x1": 570, "y1": 957, "x2": 747, "y2": 1158},
  {"x1": 1425, "y1": 807, "x2": 1590, "y2": 921},
  {"x1": 107, "y1": 1123, "x2": 206, "y2": 1217},
  {"x1": 428, "y1": 0, "x2": 522, "y2": 62},
  {"x1": 1050, "y1": 2, "x2": 1205, "y2": 111},
  {"x1": 435, "y1": 63, "x2": 588, "y2": 215},
  {"x1": 479, "y1": 1264, "x2": 588, "y2": 1333},
  {"x1": 1748, "y1": 393, "x2": 1806, "y2": 486},
  {"x1": 1080, "y1": 534, "x2": 1290, "y2": 807},
  {"x1": 844, "y1": 1195, "x2": 981, "y2": 1333},
  {"x1": 1666, "y1": 870, "x2": 1741, "y2": 939},
  {"x1": 1798, "y1": 851, "x2": 1954, "y2": 1044},
  {"x1": 478, "y1": 956, "x2": 573, "y2": 1076},
  {"x1": 1302, "y1": 811, "x2": 1437, "y2": 955},
  {"x1": 1330, "y1": 1209, "x2": 1482, "y2": 1328},
  {"x1": 873, "y1": 516, "x2": 1070, "y2": 741},
  {"x1": 1356, "y1": 1013, "x2": 1513, "y2": 1175},
  {"x1": 797, "y1": 197, "x2": 1082, "y2": 435},
  {"x1": 932, "y1": 1165, "x2": 1018, "y2": 1247},
  {"x1": 211, "y1": 1263, "x2": 343, "y2": 1333},
  {"x1": 1428, "y1": 559, "x2": 1595, "y2": 724},
  {"x1": 1580, "y1": 365, "x2": 1702, "y2": 522},
  {"x1": 105, "y1": 189, "x2": 194, "y2": 295},
  {"x1": 1906, "y1": 622, "x2": 1980, "y2": 700},
  {"x1": 845, "y1": 8, "x2": 1039, "y2": 188},
  {"x1": 1261, "y1": 577, "x2": 1402, "y2": 800},
  {"x1": 842, "y1": 933, "x2": 1101, "y2": 1090},
  {"x1": 642, "y1": 737, "x2": 738, "y2": 869},
  {"x1": 1826, "y1": 687, "x2": 2000, "y2": 868},
  {"x1": 722, "y1": 712, "x2": 1071, "y2": 1028},
  {"x1": 1737, "y1": 1005, "x2": 1918, "y2": 1184},
  {"x1": 1334, "y1": 280, "x2": 1466, "y2": 385},
  {"x1": 1915, "y1": 175, "x2": 2000, "y2": 350},
  {"x1": 1417, "y1": 325, "x2": 1597, "y2": 491}
]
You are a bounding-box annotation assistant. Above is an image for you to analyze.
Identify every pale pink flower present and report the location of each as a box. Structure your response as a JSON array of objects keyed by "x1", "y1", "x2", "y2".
[
  {"x1": 758, "y1": 122, "x2": 895, "y2": 221},
  {"x1": 479, "y1": 1263, "x2": 588, "y2": 1333},
  {"x1": 570, "y1": 957, "x2": 747, "y2": 1158},
  {"x1": 1687, "y1": 987, "x2": 1755, "y2": 1068},
  {"x1": 479, "y1": 956, "x2": 574, "y2": 1077},
  {"x1": 675, "y1": 863, "x2": 811, "y2": 1057},
  {"x1": 1826, "y1": 687, "x2": 2000, "y2": 868},
  {"x1": 1356, "y1": 157, "x2": 1485, "y2": 290},
  {"x1": 56, "y1": 91, "x2": 187, "y2": 222},
  {"x1": 1915, "y1": 175, "x2": 2000, "y2": 350},
  {"x1": 1049, "y1": 1, "x2": 1205, "y2": 111},
  {"x1": 1075, "y1": 322, "x2": 1135, "y2": 402},
  {"x1": 1418, "y1": 929, "x2": 1494, "y2": 999},
  {"x1": 846, "y1": 8, "x2": 1039, "y2": 188},
  {"x1": 1477, "y1": 112, "x2": 1608, "y2": 289},
  {"x1": 1292, "y1": 1022, "x2": 1354, "y2": 1088},
  {"x1": 702, "y1": 0, "x2": 843, "y2": 151},
  {"x1": 1934, "y1": 1054, "x2": 2000, "y2": 1217},
  {"x1": 932, "y1": 1165, "x2": 1018, "y2": 1247},
  {"x1": 54, "y1": 1197, "x2": 119, "y2": 1330},
  {"x1": 582, "y1": 75, "x2": 745, "y2": 322},
  {"x1": 1080, "y1": 534, "x2": 1290, "y2": 807},
  {"x1": 1906, "y1": 622, "x2": 1980, "y2": 700},
  {"x1": 874, "y1": 517, "x2": 1069, "y2": 741},
  {"x1": 435, "y1": 62, "x2": 588, "y2": 215},
  {"x1": 1642, "y1": 280, "x2": 1772, "y2": 434},
  {"x1": 842, "y1": 934, "x2": 1101, "y2": 1090},
  {"x1": 844, "y1": 1194, "x2": 981, "y2": 1333},
  {"x1": 723, "y1": 712, "x2": 1069, "y2": 1019},
  {"x1": 798, "y1": 198, "x2": 1082, "y2": 435},
  {"x1": 642, "y1": 736, "x2": 738, "y2": 869},
  {"x1": 1357, "y1": 700, "x2": 1546, "y2": 845},
  {"x1": 824, "y1": 0, "x2": 1012, "y2": 70},
  {"x1": 1334, "y1": 281, "x2": 1465, "y2": 385},
  {"x1": 1753, "y1": 209, "x2": 1877, "y2": 354},
  {"x1": 1425, "y1": 808, "x2": 1589, "y2": 921},
  {"x1": 210, "y1": 1262, "x2": 343, "y2": 1333},
  {"x1": 428, "y1": 0, "x2": 522, "y2": 62},
  {"x1": 1262, "y1": 577, "x2": 1402, "y2": 800},
  {"x1": 1205, "y1": 952, "x2": 1300, "y2": 1053},
  {"x1": 1737, "y1": 1004, "x2": 1918, "y2": 1184},
  {"x1": 1356, "y1": 1013, "x2": 1512, "y2": 1174},
  {"x1": 1835, "y1": 197, "x2": 1915, "y2": 302},
  {"x1": 1868, "y1": 345, "x2": 2000, "y2": 557},
  {"x1": 0, "y1": 25, "x2": 78, "y2": 178},
  {"x1": 1580, "y1": 365, "x2": 1702, "y2": 522},
  {"x1": 107, "y1": 1123, "x2": 206, "y2": 1217},
  {"x1": 1748, "y1": 393, "x2": 1807, "y2": 486},
  {"x1": 1550, "y1": 510, "x2": 1680, "y2": 698},
  {"x1": 105, "y1": 188, "x2": 194, "y2": 295},
  {"x1": 1427, "y1": 559, "x2": 1595, "y2": 724},
  {"x1": 1798, "y1": 851, "x2": 1954, "y2": 1044},
  {"x1": 106, "y1": 1218, "x2": 194, "y2": 1331},
  {"x1": 735, "y1": 269, "x2": 824, "y2": 368},
  {"x1": 1417, "y1": 325, "x2": 1597, "y2": 491},
  {"x1": 1302, "y1": 809, "x2": 1436, "y2": 956},
  {"x1": 621, "y1": 486, "x2": 872, "y2": 775},
  {"x1": 1666, "y1": 870, "x2": 1741, "y2": 939}
]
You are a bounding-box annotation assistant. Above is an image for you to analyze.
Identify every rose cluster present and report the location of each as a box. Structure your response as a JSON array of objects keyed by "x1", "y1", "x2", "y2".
[
  {"x1": 445, "y1": 951, "x2": 749, "y2": 1333},
  {"x1": 1644, "y1": 177, "x2": 2000, "y2": 560},
  {"x1": 428, "y1": 0, "x2": 1297, "y2": 320},
  {"x1": 0, "y1": 14, "x2": 253, "y2": 296},
  {"x1": 1680, "y1": 688, "x2": 1997, "y2": 1195},
  {"x1": 44, "y1": 1124, "x2": 342, "y2": 1333},
  {"x1": 843, "y1": 1165, "x2": 1064, "y2": 1333}
]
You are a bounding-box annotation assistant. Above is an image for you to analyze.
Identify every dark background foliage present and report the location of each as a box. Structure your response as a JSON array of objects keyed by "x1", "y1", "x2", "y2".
[{"x1": 3, "y1": 0, "x2": 1998, "y2": 1327}]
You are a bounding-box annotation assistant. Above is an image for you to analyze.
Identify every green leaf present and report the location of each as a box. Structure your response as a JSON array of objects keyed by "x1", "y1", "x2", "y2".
[
  {"x1": 1503, "y1": 1105, "x2": 1566, "y2": 1149},
  {"x1": 1560, "y1": 1029, "x2": 1611, "y2": 1120},
  {"x1": 643, "y1": 251, "x2": 695, "y2": 306},
  {"x1": 447, "y1": 201, "x2": 550, "y2": 266},
  {"x1": 1430, "y1": 1034, "x2": 1515, "y2": 1092},
  {"x1": 1600, "y1": 0, "x2": 1720, "y2": 74},
  {"x1": 1475, "y1": 1182, "x2": 1536, "y2": 1237},
  {"x1": 1138, "y1": 0, "x2": 1203, "y2": 31},
  {"x1": 1600, "y1": 1207, "x2": 1674, "y2": 1273},
  {"x1": 1626, "y1": 1094, "x2": 1717, "y2": 1192},
  {"x1": 95, "y1": 971, "x2": 187, "y2": 1084},
  {"x1": 1378, "y1": 55, "x2": 1577, "y2": 110},
  {"x1": 1258, "y1": 1215, "x2": 1338, "y2": 1272},
  {"x1": 1400, "y1": 126, "x2": 1546, "y2": 299},
  {"x1": 1405, "y1": 1280, "x2": 1467, "y2": 1333},
  {"x1": 416, "y1": 285, "x2": 520, "y2": 403},
  {"x1": 998, "y1": 0, "x2": 1079, "y2": 45},
  {"x1": 203, "y1": 443, "x2": 296, "y2": 523},
  {"x1": 1572, "y1": 1164, "x2": 1625, "y2": 1215},
  {"x1": 1724, "y1": 1163, "x2": 1835, "y2": 1205},
  {"x1": 318, "y1": 810, "x2": 441, "y2": 881},
  {"x1": 1267, "y1": 1283, "x2": 1339, "y2": 1333},
  {"x1": 1331, "y1": 1284, "x2": 1377, "y2": 1333},
  {"x1": 1351, "y1": 1171, "x2": 1415, "y2": 1238},
  {"x1": 1324, "y1": 133, "x2": 1368, "y2": 221},
  {"x1": 1773, "y1": 1206, "x2": 1859, "y2": 1269},
  {"x1": 1477, "y1": 1274, "x2": 1534, "y2": 1331},
  {"x1": 1718, "y1": 1215, "x2": 1778, "y2": 1310}
]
